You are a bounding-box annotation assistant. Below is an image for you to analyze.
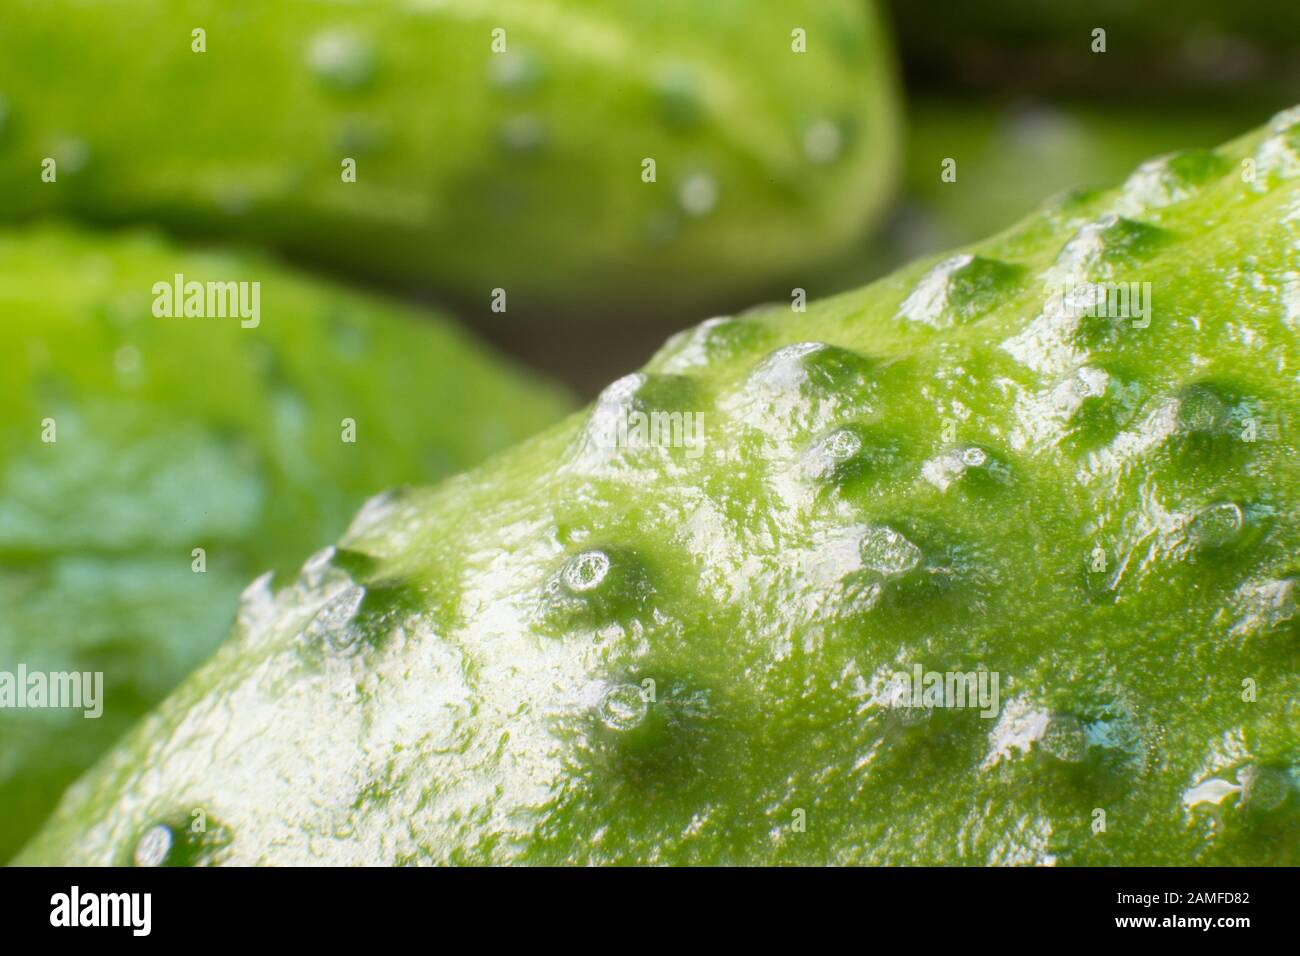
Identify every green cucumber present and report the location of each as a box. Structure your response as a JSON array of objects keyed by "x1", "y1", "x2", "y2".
[
  {"x1": 822, "y1": 98, "x2": 1281, "y2": 292},
  {"x1": 901, "y1": 98, "x2": 1278, "y2": 252},
  {"x1": 0, "y1": 222, "x2": 570, "y2": 862},
  {"x1": 20, "y1": 108, "x2": 1300, "y2": 865},
  {"x1": 0, "y1": 0, "x2": 898, "y2": 318}
]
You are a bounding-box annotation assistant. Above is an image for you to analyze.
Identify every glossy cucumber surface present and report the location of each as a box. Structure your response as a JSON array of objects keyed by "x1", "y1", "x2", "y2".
[{"x1": 18, "y1": 109, "x2": 1300, "y2": 867}]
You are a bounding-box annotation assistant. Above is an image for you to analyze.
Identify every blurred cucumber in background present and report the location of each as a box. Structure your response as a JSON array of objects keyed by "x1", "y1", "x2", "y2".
[
  {"x1": 0, "y1": 0, "x2": 899, "y2": 324},
  {"x1": 0, "y1": 223, "x2": 571, "y2": 862}
]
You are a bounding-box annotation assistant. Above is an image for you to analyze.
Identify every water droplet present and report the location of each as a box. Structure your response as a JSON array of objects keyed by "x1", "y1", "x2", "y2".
[
  {"x1": 53, "y1": 137, "x2": 90, "y2": 174},
  {"x1": 677, "y1": 173, "x2": 717, "y2": 217},
  {"x1": 488, "y1": 50, "x2": 540, "y2": 94},
  {"x1": 497, "y1": 114, "x2": 545, "y2": 154},
  {"x1": 821, "y1": 428, "x2": 863, "y2": 462},
  {"x1": 859, "y1": 526, "x2": 922, "y2": 577},
  {"x1": 598, "y1": 682, "x2": 649, "y2": 733},
  {"x1": 922, "y1": 445, "x2": 990, "y2": 491},
  {"x1": 294, "y1": 546, "x2": 370, "y2": 653},
  {"x1": 133, "y1": 824, "x2": 173, "y2": 867},
  {"x1": 803, "y1": 427, "x2": 863, "y2": 482},
  {"x1": 1185, "y1": 764, "x2": 1294, "y2": 821},
  {"x1": 802, "y1": 119, "x2": 843, "y2": 164},
  {"x1": 803, "y1": 425, "x2": 897, "y2": 486},
  {"x1": 562, "y1": 550, "x2": 611, "y2": 594},
  {"x1": 303, "y1": 584, "x2": 366, "y2": 652},
  {"x1": 544, "y1": 547, "x2": 652, "y2": 630},
  {"x1": 113, "y1": 344, "x2": 142, "y2": 376},
  {"x1": 1240, "y1": 765, "x2": 1291, "y2": 813},
  {"x1": 307, "y1": 31, "x2": 375, "y2": 92},
  {"x1": 1187, "y1": 501, "x2": 1244, "y2": 551},
  {"x1": 1040, "y1": 713, "x2": 1088, "y2": 763}
]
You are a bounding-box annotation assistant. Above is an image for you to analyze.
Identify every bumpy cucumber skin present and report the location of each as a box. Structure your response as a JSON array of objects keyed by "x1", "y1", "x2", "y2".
[
  {"x1": 827, "y1": 99, "x2": 1272, "y2": 293},
  {"x1": 21, "y1": 110, "x2": 1300, "y2": 866},
  {"x1": 0, "y1": 223, "x2": 570, "y2": 863},
  {"x1": 902, "y1": 99, "x2": 1274, "y2": 251},
  {"x1": 0, "y1": 0, "x2": 898, "y2": 317}
]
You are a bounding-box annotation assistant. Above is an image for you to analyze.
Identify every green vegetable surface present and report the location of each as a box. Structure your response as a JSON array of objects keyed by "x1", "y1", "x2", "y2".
[
  {"x1": 822, "y1": 98, "x2": 1274, "y2": 294},
  {"x1": 0, "y1": 0, "x2": 898, "y2": 318},
  {"x1": 0, "y1": 223, "x2": 570, "y2": 862},
  {"x1": 902, "y1": 98, "x2": 1277, "y2": 253},
  {"x1": 21, "y1": 110, "x2": 1300, "y2": 865}
]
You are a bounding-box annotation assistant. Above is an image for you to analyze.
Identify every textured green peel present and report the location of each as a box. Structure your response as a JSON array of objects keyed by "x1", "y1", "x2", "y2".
[
  {"x1": 0, "y1": 0, "x2": 899, "y2": 317},
  {"x1": 20, "y1": 110, "x2": 1300, "y2": 866},
  {"x1": 0, "y1": 223, "x2": 570, "y2": 862}
]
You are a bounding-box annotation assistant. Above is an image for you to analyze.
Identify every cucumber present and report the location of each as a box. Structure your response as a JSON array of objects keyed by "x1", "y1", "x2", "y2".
[
  {"x1": 821, "y1": 98, "x2": 1281, "y2": 292},
  {"x1": 902, "y1": 98, "x2": 1277, "y2": 251},
  {"x1": 19, "y1": 109, "x2": 1300, "y2": 865},
  {"x1": 0, "y1": 0, "x2": 898, "y2": 318},
  {"x1": 0, "y1": 222, "x2": 570, "y2": 862}
]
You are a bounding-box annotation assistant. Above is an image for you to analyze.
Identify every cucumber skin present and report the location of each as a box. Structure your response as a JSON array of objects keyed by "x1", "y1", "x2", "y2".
[
  {"x1": 0, "y1": 222, "x2": 571, "y2": 863},
  {"x1": 0, "y1": 0, "x2": 898, "y2": 318},
  {"x1": 17, "y1": 114, "x2": 1300, "y2": 866},
  {"x1": 822, "y1": 98, "x2": 1278, "y2": 293}
]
